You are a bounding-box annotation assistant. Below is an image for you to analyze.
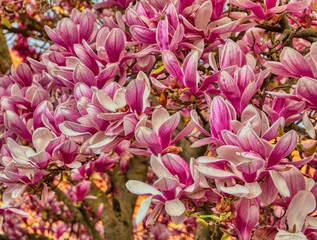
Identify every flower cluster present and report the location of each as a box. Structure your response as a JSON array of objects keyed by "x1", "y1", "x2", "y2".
[{"x1": 1, "y1": 0, "x2": 317, "y2": 239}]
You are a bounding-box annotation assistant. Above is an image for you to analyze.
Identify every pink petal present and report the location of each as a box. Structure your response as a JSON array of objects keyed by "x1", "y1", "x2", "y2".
[
  {"x1": 183, "y1": 51, "x2": 199, "y2": 94},
  {"x1": 267, "y1": 130, "x2": 297, "y2": 167},
  {"x1": 238, "y1": 126, "x2": 266, "y2": 159},
  {"x1": 287, "y1": 190, "x2": 316, "y2": 232},
  {"x1": 280, "y1": 47, "x2": 314, "y2": 78},
  {"x1": 165, "y1": 199, "x2": 185, "y2": 217},
  {"x1": 156, "y1": 15, "x2": 170, "y2": 50},
  {"x1": 4, "y1": 111, "x2": 32, "y2": 141},
  {"x1": 126, "y1": 180, "x2": 161, "y2": 195},
  {"x1": 125, "y1": 79, "x2": 146, "y2": 115},
  {"x1": 162, "y1": 50, "x2": 184, "y2": 83},
  {"x1": 105, "y1": 28, "x2": 126, "y2": 63},
  {"x1": 195, "y1": 1, "x2": 212, "y2": 29},
  {"x1": 158, "y1": 112, "x2": 180, "y2": 149},
  {"x1": 269, "y1": 170, "x2": 290, "y2": 197},
  {"x1": 135, "y1": 127, "x2": 162, "y2": 155},
  {"x1": 130, "y1": 26, "x2": 156, "y2": 44},
  {"x1": 73, "y1": 63, "x2": 96, "y2": 86},
  {"x1": 136, "y1": 196, "x2": 152, "y2": 225}
]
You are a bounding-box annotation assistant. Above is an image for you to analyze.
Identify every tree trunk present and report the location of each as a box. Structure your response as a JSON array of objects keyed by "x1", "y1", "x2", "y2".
[
  {"x1": 0, "y1": 28, "x2": 12, "y2": 74},
  {"x1": 87, "y1": 155, "x2": 148, "y2": 240}
]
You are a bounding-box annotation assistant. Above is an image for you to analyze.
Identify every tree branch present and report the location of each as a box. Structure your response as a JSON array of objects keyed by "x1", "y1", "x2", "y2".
[
  {"x1": 0, "y1": 28, "x2": 12, "y2": 74},
  {"x1": 54, "y1": 188, "x2": 103, "y2": 240}
]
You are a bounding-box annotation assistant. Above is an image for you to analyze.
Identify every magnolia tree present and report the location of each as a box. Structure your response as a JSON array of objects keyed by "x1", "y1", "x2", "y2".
[{"x1": 1, "y1": 0, "x2": 317, "y2": 239}]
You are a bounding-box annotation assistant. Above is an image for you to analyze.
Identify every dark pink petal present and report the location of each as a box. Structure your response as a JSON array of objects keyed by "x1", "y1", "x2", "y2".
[
  {"x1": 209, "y1": 21, "x2": 240, "y2": 42},
  {"x1": 262, "y1": 117, "x2": 285, "y2": 141},
  {"x1": 267, "y1": 130, "x2": 297, "y2": 167},
  {"x1": 130, "y1": 26, "x2": 156, "y2": 44},
  {"x1": 231, "y1": 0, "x2": 265, "y2": 19},
  {"x1": 234, "y1": 198, "x2": 259, "y2": 240},
  {"x1": 158, "y1": 112, "x2": 180, "y2": 149},
  {"x1": 74, "y1": 45, "x2": 99, "y2": 75},
  {"x1": 74, "y1": 83, "x2": 93, "y2": 100},
  {"x1": 162, "y1": 154, "x2": 192, "y2": 185},
  {"x1": 15, "y1": 63, "x2": 32, "y2": 87},
  {"x1": 296, "y1": 77, "x2": 317, "y2": 106},
  {"x1": 280, "y1": 47, "x2": 314, "y2": 78},
  {"x1": 125, "y1": 8, "x2": 145, "y2": 26},
  {"x1": 240, "y1": 81, "x2": 258, "y2": 114},
  {"x1": 156, "y1": 15, "x2": 170, "y2": 50},
  {"x1": 238, "y1": 126, "x2": 266, "y2": 159},
  {"x1": 183, "y1": 51, "x2": 199, "y2": 94},
  {"x1": 265, "y1": 0, "x2": 278, "y2": 9},
  {"x1": 73, "y1": 64, "x2": 96, "y2": 86},
  {"x1": 259, "y1": 175, "x2": 278, "y2": 205},
  {"x1": 220, "y1": 39, "x2": 245, "y2": 68},
  {"x1": 236, "y1": 159, "x2": 264, "y2": 182},
  {"x1": 57, "y1": 140, "x2": 78, "y2": 164},
  {"x1": 236, "y1": 65, "x2": 255, "y2": 92},
  {"x1": 210, "y1": 96, "x2": 232, "y2": 139},
  {"x1": 219, "y1": 71, "x2": 241, "y2": 112},
  {"x1": 97, "y1": 64, "x2": 120, "y2": 88},
  {"x1": 44, "y1": 26, "x2": 67, "y2": 47},
  {"x1": 105, "y1": 28, "x2": 126, "y2": 63},
  {"x1": 59, "y1": 18, "x2": 79, "y2": 45},
  {"x1": 135, "y1": 127, "x2": 162, "y2": 155},
  {"x1": 79, "y1": 11, "x2": 95, "y2": 41},
  {"x1": 76, "y1": 181, "x2": 91, "y2": 201},
  {"x1": 221, "y1": 130, "x2": 239, "y2": 146},
  {"x1": 4, "y1": 111, "x2": 32, "y2": 142},
  {"x1": 162, "y1": 50, "x2": 184, "y2": 83},
  {"x1": 153, "y1": 177, "x2": 179, "y2": 200},
  {"x1": 165, "y1": 2, "x2": 179, "y2": 29},
  {"x1": 190, "y1": 110, "x2": 210, "y2": 136},
  {"x1": 125, "y1": 79, "x2": 146, "y2": 115}
]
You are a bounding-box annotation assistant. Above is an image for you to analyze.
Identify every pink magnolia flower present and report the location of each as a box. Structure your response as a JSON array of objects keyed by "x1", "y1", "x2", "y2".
[
  {"x1": 161, "y1": 50, "x2": 200, "y2": 94},
  {"x1": 126, "y1": 154, "x2": 201, "y2": 225},
  {"x1": 190, "y1": 96, "x2": 236, "y2": 147},
  {"x1": 232, "y1": 198, "x2": 259, "y2": 240},
  {"x1": 195, "y1": 127, "x2": 299, "y2": 198},
  {"x1": 135, "y1": 108, "x2": 180, "y2": 155},
  {"x1": 265, "y1": 45, "x2": 315, "y2": 79},
  {"x1": 263, "y1": 96, "x2": 306, "y2": 123},
  {"x1": 275, "y1": 190, "x2": 316, "y2": 239},
  {"x1": 218, "y1": 65, "x2": 267, "y2": 114},
  {"x1": 45, "y1": 9, "x2": 97, "y2": 52},
  {"x1": 231, "y1": 0, "x2": 312, "y2": 20}
]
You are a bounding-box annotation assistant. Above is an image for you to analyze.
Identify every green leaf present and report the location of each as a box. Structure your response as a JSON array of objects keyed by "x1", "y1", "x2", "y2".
[
  {"x1": 2, "y1": 17, "x2": 11, "y2": 29},
  {"x1": 152, "y1": 64, "x2": 165, "y2": 74}
]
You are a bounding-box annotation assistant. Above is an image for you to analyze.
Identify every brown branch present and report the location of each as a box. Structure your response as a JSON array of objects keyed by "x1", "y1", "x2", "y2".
[
  {"x1": 85, "y1": 155, "x2": 148, "y2": 240},
  {"x1": 0, "y1": 28, "x2": 12, "y2": 74},
  {"x1": 54, "y1": 188, "x2": 103, "y2": 240}
]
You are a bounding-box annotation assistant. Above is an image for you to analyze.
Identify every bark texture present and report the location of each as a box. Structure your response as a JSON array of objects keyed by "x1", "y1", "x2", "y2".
[
  {"x1": 0, "y1": 28, "x2": 11, "y2": 74},
  {"x1": 87, "y1": 155, "x2": 148, "y2": 240}
]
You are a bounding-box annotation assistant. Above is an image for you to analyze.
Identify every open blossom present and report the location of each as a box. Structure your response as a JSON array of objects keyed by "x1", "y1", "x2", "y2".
[
  {"x1": 126, "y1": 154, "x2": 202, "y2": 225},
  {"x1": 231, "y1": 0, "x2": 312, "y2": 21},
  {"x1": 195, "y1": 127, "x2": 299, "y2": 199},
  {"x1": 1, "y1": 0, "x2": 317, "y2": 238}
]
